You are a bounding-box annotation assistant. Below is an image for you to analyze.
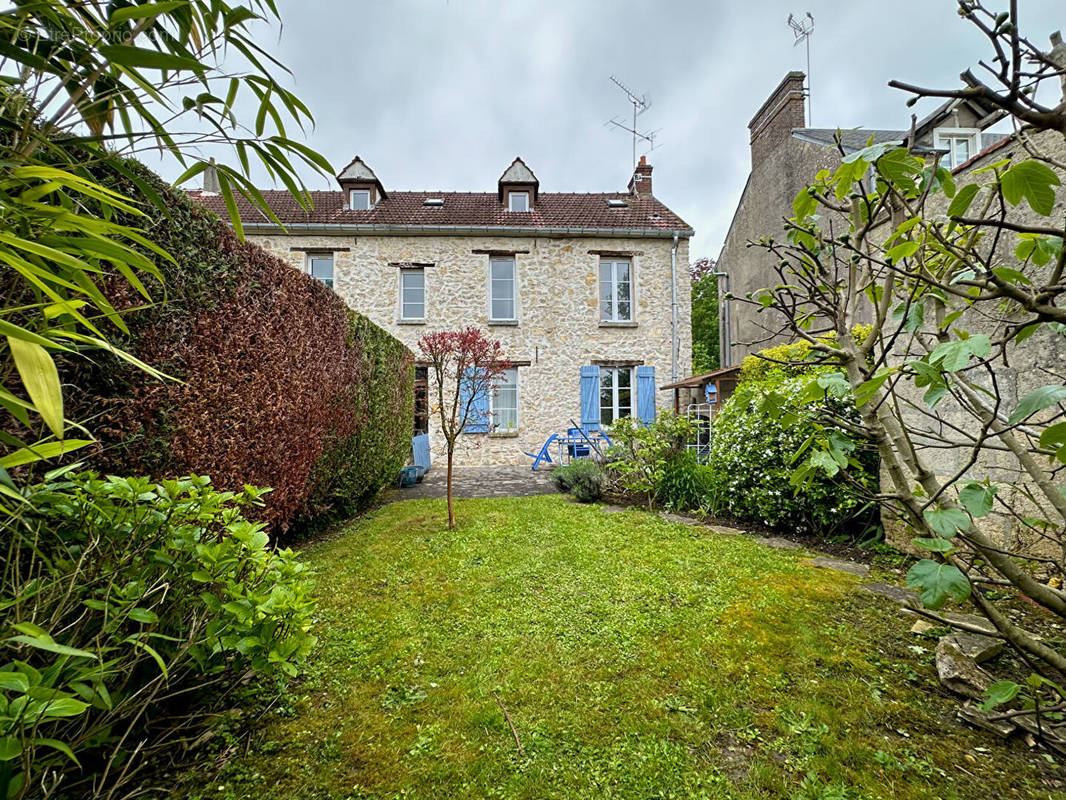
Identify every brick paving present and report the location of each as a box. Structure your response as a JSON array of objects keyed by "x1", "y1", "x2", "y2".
[{"x1": 385, "y1": 465, "x2": 557, "y2": 501}]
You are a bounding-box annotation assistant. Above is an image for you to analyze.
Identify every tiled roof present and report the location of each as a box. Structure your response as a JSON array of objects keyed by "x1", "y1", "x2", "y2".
[{"x1": 189, "y1": 189, "x2": 692, "y2": 235}]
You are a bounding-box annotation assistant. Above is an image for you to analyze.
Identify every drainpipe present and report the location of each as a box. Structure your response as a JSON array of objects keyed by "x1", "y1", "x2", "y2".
[
  {"x1": 670, "y1": 232, "x2": 679, "y2": 383},
  {"x1": 712, "y1": 270, "x2": 730, "y2": 367}
]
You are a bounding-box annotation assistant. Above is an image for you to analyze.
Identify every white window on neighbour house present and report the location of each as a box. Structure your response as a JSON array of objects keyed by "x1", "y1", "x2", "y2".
[
  {"x1": 600, "y1": 259, "x2": 633, "y2": 322},
  {"x1": 934, "y1": 129, "x2": 979, "y2": 169},
  {"x1": 307, "y1": 253, "x2": 334, "y2": 288},
  {"x1": 490, "y1": 368, "x2": 519, "y2": 432},
  {"x1": 599, "y1": 366, "x2": 633, "y2": 426},
  {"x1": 400, "y1": 269, "x2": 425, "y2": 320},
  {"x1": 489, "y1": 256, "x2": 516, "y2": 321}
]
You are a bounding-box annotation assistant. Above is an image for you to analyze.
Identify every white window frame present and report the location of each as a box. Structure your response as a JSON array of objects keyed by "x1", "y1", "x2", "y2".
[
  {"x1": 350, "y1": 188, "x2": 371, "y2": 210},
  {"x1": 488, "y1": 256, "x2": 517, "y2": 322},
  {"x1": 306, "y1": 252, "x2": 334, "y2": 289},
  {"x1": 399, "y1": 268, "x2": 425, "y2": 321},
  {"x1": 933, "y1": 128, "x2": 980, "y2": 169},
  {"x1": 599, "y1": 366, "x2": 634, "y2": 426},
  {"x1": 599, "y1": 258, "x2": 634, "y2": 322},
  {"x1": 507, "y1": 191, "x2": 529, "y2": 212},
  {"x1": 489, "y1": 367, "x2": 519, "y2": 432}
]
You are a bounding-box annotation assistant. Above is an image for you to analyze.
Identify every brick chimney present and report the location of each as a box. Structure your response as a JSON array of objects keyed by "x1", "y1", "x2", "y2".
[
  {"x1": 628, "y1": 156, "x2": 653, "y2": 197},
  {"x1": 748, "y1": 71, "x2": 806, "y2": 168}
]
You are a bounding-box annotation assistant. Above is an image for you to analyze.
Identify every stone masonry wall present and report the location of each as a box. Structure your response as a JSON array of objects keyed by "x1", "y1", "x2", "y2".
[{"x1": 249, "y1": 232, "x2": 691, "y2": 466}]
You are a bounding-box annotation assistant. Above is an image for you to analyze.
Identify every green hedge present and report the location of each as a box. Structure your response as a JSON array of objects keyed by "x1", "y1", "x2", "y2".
[{"x1": 59, "y1": 161, "x2": 413, "y2": 537}]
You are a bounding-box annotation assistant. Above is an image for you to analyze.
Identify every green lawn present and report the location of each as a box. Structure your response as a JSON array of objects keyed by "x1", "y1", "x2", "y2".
[{"x1": 181, "y1": 496, "x2": 1059, "y2": 799}]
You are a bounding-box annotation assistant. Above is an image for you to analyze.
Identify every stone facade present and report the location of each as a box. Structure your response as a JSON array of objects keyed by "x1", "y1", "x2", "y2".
[{"x1": 249, "y1": 231, "x2": 690, "y2": 466}]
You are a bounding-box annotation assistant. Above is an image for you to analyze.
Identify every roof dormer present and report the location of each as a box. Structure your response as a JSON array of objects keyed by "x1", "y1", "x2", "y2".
[
  {"x1": 498, "y1": 157, "x2": 538, "y2": 212},
  {"x1": 337, "y1": 156, "x2": 387, "y2": 210}
]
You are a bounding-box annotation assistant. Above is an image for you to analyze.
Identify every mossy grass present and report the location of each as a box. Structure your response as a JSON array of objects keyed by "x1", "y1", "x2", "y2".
[{"x1": 177, "y1": 496, "x2": 1058, "y2": 799}]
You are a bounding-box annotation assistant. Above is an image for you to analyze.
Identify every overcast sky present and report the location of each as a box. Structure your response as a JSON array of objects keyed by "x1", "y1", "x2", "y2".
[{"x1": 174, "y1": 0, "x2": 1065, "y2": 260}]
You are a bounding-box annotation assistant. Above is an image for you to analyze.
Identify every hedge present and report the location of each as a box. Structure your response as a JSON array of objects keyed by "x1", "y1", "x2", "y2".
[{"x1": 59, "y1": 160, "x2": 414, "y2": 537}]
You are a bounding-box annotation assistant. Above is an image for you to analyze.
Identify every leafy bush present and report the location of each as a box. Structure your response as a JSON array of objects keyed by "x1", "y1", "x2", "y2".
[
  {"x1": 0, "y1": 472, "x2": 316, "y2": 799},
  {"x1": 655, "y1": 450, "x2": 724, "y2": 514},
  {"x1": 605, "y1": 413, "x2": 694, "y2": 509},
  {"x1": 551, "y1": 459, "x2": 606, "y2": 502},
  {"x1": 56, "y1": 161, "x2": 414, "y2": 538},
  {"x1": 709, "y1": 358, "x2": 879, "y2": 536}
]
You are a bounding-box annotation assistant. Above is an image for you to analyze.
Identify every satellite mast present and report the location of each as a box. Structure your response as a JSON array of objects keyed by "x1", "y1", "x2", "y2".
[
  {"x1": 787, "y1": 12, "x2": 814, "y2": 124},
  {"x1": 607, "y1": 75, "x2": 658, "y2": 168}
]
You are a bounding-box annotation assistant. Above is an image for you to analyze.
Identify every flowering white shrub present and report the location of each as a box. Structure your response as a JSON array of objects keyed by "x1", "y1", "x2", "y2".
[{"x1": 709, "y1": 368, "x2": 879, "y2": 536}]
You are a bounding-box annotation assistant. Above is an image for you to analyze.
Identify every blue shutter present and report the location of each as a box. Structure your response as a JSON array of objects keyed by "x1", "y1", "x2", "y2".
[
  {"x1": 461, "y1": 368, "x2": 490, "y2": 433},
  {"x1": 580, "y1": 365, "x2": 600, "y2": 432},
  {"x1": 636, "y1": 365, "x2": 656, "y2": 425}
]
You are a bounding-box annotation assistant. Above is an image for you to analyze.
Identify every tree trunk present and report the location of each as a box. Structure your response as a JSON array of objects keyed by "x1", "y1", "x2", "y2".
[{"x1": 446, "y1": 447, "x2": 455, "y2": 530}]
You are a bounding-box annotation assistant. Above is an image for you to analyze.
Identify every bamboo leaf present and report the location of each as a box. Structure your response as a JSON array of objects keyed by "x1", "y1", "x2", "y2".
[{"x1": 7, "y1": 337, "x2": 64, "y2": 438}]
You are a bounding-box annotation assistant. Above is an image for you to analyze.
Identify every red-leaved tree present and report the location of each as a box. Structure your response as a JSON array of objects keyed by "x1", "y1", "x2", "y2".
[{"x1": 418, "y1": 328, "x2": 509, "y2": 529}]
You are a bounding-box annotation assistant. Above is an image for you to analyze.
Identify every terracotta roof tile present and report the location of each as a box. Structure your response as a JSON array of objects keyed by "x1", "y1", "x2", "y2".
[{"x1": 189, "y1": 189, "x2": 692, "y2": 234}]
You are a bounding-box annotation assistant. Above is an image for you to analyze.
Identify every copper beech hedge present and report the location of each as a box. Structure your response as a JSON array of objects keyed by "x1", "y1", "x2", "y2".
[{"x1": 60, "y1": 162, "x2": 414, "y2": 537}]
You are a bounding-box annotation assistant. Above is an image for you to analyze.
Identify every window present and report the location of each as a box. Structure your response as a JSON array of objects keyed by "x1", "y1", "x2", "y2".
[
  {"x1": 599, "y1": 366, "x2": 633, "y2": 426},
  {"x1": 934, "y1": 129, "x2": 979, "y2": 169},
  {"x1": 508, "y1": 191, "x2": 529, "y2": 212},
  {"x1": 307, "y1": 253, "x2": 334, "y2": 288},
  {"x1": 600, "y1": 259, "x2": 632, "y2": 322},
  {"x1": 489, "y1": 257, "x2": 516, "y2": 321},
  {"x1": 400, "y1": 269, "x2": 425, "y2": 320},
  {"x1": 350, "y1": 189, "x2": 371, "y2": 210},
  {"x1": 414, "y1": 367, "x2": 429, "y2": 435},
  {"x1": 490, "y1": 368, "x2": 518, "y2": 432}
]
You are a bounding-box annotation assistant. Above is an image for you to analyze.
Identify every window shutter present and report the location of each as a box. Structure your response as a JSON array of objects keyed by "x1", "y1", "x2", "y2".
[
  {"x1": 636, "y1": 365, "x2": 656, "y2": 424},
  {"x1": 580, "y1": 366, "x2": 600, "y2": 431},
  {"x1": 461, "y1": 368, "x2": 490, "y2": 433}
]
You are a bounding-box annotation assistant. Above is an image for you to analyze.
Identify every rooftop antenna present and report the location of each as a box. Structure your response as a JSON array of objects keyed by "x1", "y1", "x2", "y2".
[
  {"x1": 607, "y1": 75, "x2": 658, "y2": 168},
  {"x1": 787, "y1": 12, "x2": 814, "y2": 124}
]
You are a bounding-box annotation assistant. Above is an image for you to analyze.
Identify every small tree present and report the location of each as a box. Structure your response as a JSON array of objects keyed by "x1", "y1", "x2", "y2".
[
  {"x1": 418, "y1": 328, "x2": 509, "y2": 529},
  {"x1": 742, "y1": 2, "x2": 1066, "y2": 746},
  {"x1": 691, "y1": 257, "x2": 721, "y2": 373}
]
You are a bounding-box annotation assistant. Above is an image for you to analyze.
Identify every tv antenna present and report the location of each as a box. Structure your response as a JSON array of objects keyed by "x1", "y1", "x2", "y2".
[
  {"x1": 787, "y1": 12, "x2": 814, "y2": 124},
  {"x1": 607, "y1": 75, "x2": 659, "y2": 168}
]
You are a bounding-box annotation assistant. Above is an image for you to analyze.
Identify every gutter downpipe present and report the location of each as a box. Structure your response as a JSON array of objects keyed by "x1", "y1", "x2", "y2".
[
  {"x1": 670, "y1": 232, "x2": 679, "y2": 384},
  {"x1": 712, "y1": 270, "x2": 730, "y2": 367}
]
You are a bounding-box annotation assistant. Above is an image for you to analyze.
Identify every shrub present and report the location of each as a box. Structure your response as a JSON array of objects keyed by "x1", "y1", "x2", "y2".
[
  {"x1": 55, "y1": 161, "x2": 413, "y2": 538},
  {"x1": 0, "y1": 472, "x2": 316, "y2": 799},
  {"x1": 656, "y1": 450, "x2": 725, "y2": 514},
  {"x1": 709, "y1": 362, "x2": 879, "y2": 536},
  {"x1": 605, "y1": 413, "x2": 694, "y2": 509},
  {"x1": 551, "y1": 459, "x2": 606, "y2": 502}
]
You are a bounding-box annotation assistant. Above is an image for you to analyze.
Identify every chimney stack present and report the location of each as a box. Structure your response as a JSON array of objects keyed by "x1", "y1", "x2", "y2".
[
  {"x1": 202, "y1": 157, "x2": 220, "y2": 194},
  {"x1": 748, "y1": 71, "x2": 807, "y2": 168},
  {"x1": 628, "y1": 155, "x2": 653, "y2": 197}
]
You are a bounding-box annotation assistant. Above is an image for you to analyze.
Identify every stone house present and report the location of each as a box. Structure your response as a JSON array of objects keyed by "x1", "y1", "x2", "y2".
[
  {"x1": 716, "y1": 71, "x2": 1006, "y2": 366},
  {"x1": 191, "y1": 156, "x2": 692, "y2": 465}
]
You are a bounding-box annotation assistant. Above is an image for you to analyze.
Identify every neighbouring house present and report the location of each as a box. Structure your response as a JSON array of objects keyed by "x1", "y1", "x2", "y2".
[
  {"x1": 715, "y1": 70, "x2": 1007, "y2": 366},
  {"x1": 191, "y1": 156, "x2": 692, "y2": 466}
]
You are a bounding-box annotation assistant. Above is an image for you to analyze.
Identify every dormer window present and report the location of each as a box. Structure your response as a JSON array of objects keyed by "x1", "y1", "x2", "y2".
[
  {"x1": 934, "y1": 128, "x2": 980, "y2": 169},
  {"x1": 508, "y1": 191, "x2": 529, "y2": 212},
  {"x1": 350, "y1": 189, "x2": 371, "y2": 210}
]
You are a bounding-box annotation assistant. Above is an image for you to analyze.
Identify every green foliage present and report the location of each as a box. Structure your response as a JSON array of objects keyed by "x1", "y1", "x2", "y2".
[
  {"x1": 0, "y1": 472, "x2": 316, "y2": 798},
  {"x1": 550, "y1": 459, "x2": 606, "y2": 502},
  {"x1": 53, "y1": 160, "x2": 413, "y2": 538},
  {"x1": 690, "y1": 263, "x2": 720, "y2": 373},
  {"x1": 710, "y1": 352, "x2": 879, "y2": 536},
  {"x1": 0, "y1": 1, "x2": 330, "y2": 476},
  {"x1": 655, "y1": 449, "x2": 725, "y2": 514},
  {"x1": 606, "y1": 413, "x2": 694, "y2": 508},
  {"x1": 905, "y1": 559, "x2": 971, "y2": 610}
]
